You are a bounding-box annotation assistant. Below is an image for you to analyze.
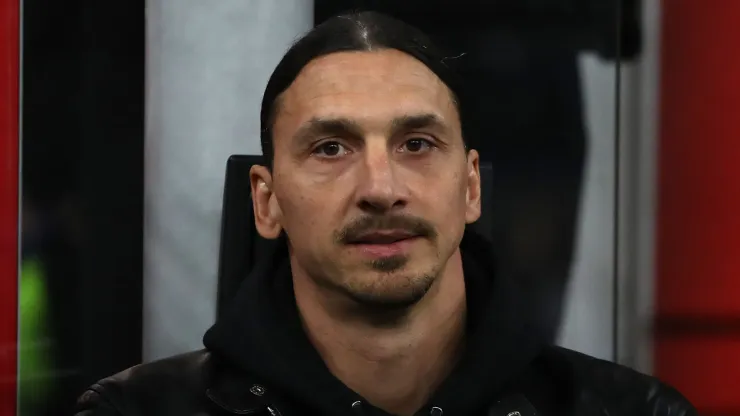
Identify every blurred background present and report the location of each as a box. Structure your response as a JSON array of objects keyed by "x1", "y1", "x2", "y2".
[{"x1": 1, "y1": 0, "x2": 738, "y2": 414}]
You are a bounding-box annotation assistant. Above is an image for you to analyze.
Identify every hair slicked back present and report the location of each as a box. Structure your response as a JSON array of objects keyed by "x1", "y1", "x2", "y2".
[{"x1": 259, "y1": 11, "x2": 467, "y2": 166}]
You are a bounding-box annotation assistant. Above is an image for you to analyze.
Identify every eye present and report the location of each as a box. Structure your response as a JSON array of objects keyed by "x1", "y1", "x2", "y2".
[
  {"x1": 312, "y1": 141, "x2": 350, "y2": 158},
  {"x1": 400, "y1": 138, "x2": 435, "y2": 153}
]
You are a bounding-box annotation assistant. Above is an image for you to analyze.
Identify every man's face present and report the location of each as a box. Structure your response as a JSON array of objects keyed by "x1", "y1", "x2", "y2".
[{"x1": 252, "y1": 49, "x2": 481, "y2": 308}]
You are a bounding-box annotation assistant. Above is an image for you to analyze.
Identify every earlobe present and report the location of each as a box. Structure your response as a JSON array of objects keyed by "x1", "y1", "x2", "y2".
[
  {"x1": 465, "y1": 150, "x2": 482, "y2": 224},
  {"x1": 250, "y1": 165, "x2": 283, "y2": 239}
]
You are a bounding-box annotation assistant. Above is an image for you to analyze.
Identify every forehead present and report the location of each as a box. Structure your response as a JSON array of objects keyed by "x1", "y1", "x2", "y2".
[{"x1": 277, "y1": 49, "x2": 458, "y2": 129}]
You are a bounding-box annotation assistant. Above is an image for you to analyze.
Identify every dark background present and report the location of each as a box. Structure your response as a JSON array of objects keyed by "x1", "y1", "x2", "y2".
[{"x1": 21, "y1": 0, "x2": 144, "y2": 414}]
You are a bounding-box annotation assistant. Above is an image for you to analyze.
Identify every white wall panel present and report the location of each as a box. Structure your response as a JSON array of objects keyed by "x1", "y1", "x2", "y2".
[{"x1": 144, "y1": 0, "x2": 313, "y2": 361}]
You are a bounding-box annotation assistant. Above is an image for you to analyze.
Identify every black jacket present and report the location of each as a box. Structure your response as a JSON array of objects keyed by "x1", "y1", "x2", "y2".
[{"x1": 75, "y1": 232, "x2": 695, "y2": 415}]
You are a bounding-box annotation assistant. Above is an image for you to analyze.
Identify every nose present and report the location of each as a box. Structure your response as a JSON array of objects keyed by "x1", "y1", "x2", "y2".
[{"x1": 355, "y1": 144, "x2": 409, "y2": 214}]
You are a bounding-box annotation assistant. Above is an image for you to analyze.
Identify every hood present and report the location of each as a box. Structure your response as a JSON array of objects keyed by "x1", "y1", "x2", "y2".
[{"x1": 203, "y1": 229, "x2": 551, "y2": 415}]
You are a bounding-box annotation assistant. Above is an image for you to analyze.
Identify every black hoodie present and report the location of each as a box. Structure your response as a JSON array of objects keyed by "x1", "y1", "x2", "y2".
[{"x1": 203, "y1": 230, "x2": 556, "y2": 415}]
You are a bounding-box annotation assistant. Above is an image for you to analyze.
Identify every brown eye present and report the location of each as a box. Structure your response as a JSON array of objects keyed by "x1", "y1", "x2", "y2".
[
  {"x1": 312, "y1": 141, "x2": 348, "y2": 158},
  {"x1": 401, "y1": 138, "x2": 434, "y2": 153}
]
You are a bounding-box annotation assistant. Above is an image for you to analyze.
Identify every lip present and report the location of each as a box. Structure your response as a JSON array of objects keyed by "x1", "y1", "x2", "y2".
[
  {"x1": 347, "y1": 236, "x2": 420, "y2": 258},
  {"x1": 348, "y1": 230, "x2": 418, "y2": 244}
]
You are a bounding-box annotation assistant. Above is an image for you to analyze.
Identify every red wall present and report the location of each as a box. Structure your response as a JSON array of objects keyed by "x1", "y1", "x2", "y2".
[
  {"x1": 656, "y1": 1, "x2": 740, "y2": 413},
  {"x1": 0, "y1": 0, "x2": 19, "y2": 414}
]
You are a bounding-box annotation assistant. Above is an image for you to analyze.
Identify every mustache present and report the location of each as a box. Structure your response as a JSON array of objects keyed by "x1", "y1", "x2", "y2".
[{"x1": 336, "y1": 215, "x2": 437, "y2": 244}]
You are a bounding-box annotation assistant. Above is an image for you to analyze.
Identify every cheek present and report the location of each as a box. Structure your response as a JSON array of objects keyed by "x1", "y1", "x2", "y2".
[
  {"x1": 277, "y1": 190, "x2": 340, "y2": 242},
  {"x1": 438, "y1": 197, "x2": 469, "y2": 229},
  {"x1": 419, "y1": 176, "x2": 469, "y2": 221}
]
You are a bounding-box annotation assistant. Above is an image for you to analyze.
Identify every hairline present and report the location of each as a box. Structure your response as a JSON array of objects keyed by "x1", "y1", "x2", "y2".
[{"x1": 262, "y1": 49, "x2": 464, "y2": 167}]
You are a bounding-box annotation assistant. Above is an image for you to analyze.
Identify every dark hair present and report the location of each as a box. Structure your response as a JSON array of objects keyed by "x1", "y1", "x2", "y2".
[{"x1": 259, "y1": 11, "x2": 468, "y2": 166}]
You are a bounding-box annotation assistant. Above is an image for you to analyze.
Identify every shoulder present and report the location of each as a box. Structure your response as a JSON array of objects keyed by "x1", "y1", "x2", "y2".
[
  {"x1": 540, "y1": 346, "x2": 697, "y2": 415},
  {"x1": 74, "y1": 349, "x2": 212, "y2": 416}
]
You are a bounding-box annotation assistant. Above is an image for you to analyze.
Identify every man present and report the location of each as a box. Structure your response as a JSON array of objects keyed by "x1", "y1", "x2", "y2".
[{"x1": 75, "y1": 11, "x2": 694, "y2": 416}]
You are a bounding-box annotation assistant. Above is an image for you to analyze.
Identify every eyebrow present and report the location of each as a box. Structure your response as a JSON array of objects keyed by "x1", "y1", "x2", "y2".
[
  {"x1": 391, "y1": 113, "x2": 446, "y2": 132},
  {"x1": 292, "y1": 113, "x2": 447, "y2": 145}
]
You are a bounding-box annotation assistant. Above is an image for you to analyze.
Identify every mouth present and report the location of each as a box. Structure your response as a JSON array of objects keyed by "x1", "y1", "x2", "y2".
[
  {"x1": 347, "y1": 230, "x2": 419, "y2": 245},
  {"x1": 346, "y1": 230, "x2": 421, "y2": 258}
]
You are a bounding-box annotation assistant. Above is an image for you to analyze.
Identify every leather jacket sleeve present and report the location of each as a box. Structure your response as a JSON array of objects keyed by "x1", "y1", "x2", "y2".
[
  {"x1": 74, "y1": 385, "x2": 124, "y2": 416},
  {"x1": 645, "y1": 384, "x2": 698, "y2": 416},
  {"x1": 551, "y1": 347, "x2": 699, "y2": 416}
]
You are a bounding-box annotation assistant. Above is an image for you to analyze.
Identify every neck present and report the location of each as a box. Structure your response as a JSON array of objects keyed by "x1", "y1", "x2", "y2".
[{"x1": 292, "y1": 251, "x2": 467, "y2": 416}]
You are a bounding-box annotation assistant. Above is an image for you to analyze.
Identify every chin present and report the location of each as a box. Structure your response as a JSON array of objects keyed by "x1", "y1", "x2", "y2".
[{"x1": 342, "y1": 271, "x2": 436, "y2": 311}]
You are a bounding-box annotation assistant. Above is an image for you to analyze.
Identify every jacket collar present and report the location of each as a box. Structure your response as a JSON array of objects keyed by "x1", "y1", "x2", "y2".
[
  {"x1": 204, "y1": 358, "x2": 542, "y2": 416},
  {"x1": 205, "y1": 355, "x2": 282, "y2": 415}
]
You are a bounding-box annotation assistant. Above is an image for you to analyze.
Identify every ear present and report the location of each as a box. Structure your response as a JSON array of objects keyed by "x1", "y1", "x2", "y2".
[
  {"x1": 464, "y1": 149, "x2": 482, "y2": 224},
  {"x1": 249, "y1": 165, "x2": 283, "y2": 239}
]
